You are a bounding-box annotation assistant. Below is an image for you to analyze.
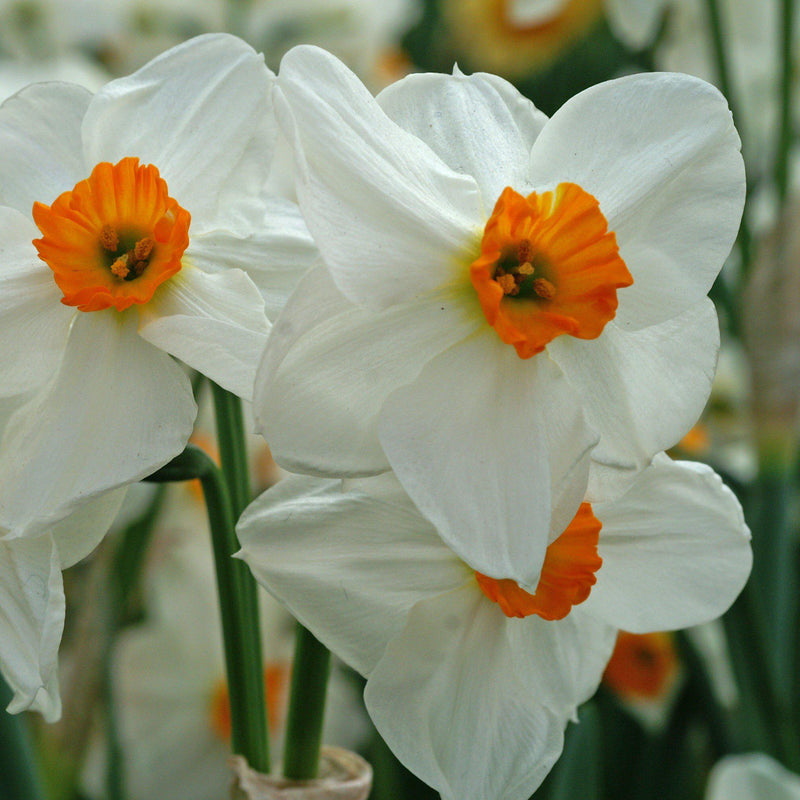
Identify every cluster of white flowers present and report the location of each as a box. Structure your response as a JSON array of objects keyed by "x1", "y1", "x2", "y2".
[{"x1": 0, "y1": 23, "x2": 752, "y2": 800}]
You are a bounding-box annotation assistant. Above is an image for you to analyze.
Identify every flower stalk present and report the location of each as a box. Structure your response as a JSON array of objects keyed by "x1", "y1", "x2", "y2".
[
  {"x1": 775, "y1": 0, "x2": 796, "y2": 204},
  {"x1": 147, "y1": 440, "x2": 270, "y2": 773},
  {"x1": 282, "y1": 624, "x2": 332, "y2": 779},
  {"x1": 704, "y1": 0, "x2": 753, "y2": 277}
]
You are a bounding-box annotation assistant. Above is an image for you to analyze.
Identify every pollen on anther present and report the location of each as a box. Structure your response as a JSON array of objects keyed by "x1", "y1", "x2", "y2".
[
  {"x1": 497, "y1": 274, "x2": 519, "y2": 295},
  {"x1": 100, "y1": 225, "x2": 119, "y2": 252},
  {"x1": 533, "y1": 277, "x2": 556, "y2": 299},
  {"x1": 517, "y1": 239, "x2": 533, "y2": 263},
  {"x1": 133, "y1": 237, "x2": 155, "y2": 261},
  {"x1": 110, "y1": 257, "x2": 130, "y2": 279},
  {"x1": 518, "y1": 262, "x2": 534, "y2": 276}
]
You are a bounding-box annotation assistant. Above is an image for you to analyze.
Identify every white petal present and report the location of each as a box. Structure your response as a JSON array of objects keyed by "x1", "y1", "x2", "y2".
[
  {"x1": 237, "y1": 474, "x2": 471, "y2": 676},
  {"x1": 0, "y1": 534, "x2": 63, "y2": 721},
  {"x1": 185, "y1": 195, "x2": 319, "y2": 321},
  {"x1": 706, "y1": 754, "x2": 800, "y2": 800},
  {"x1": 583, "y1": 456, "x2": 752, "y2": 632},
  {"x1": 378, "y1": 331, "x2": 597, "y2": 589},
  {"x1": 275, "y1": 45, "x2": 483, "y2": 310},
  {"x1": 548, "y1": 299, "x2": 720, "y2": 501},
  {"x1": 82, "y1": 34, "x2": 277, "y2": 232},
  {"x1": 377, "y1": 69, "x2": 547, "y2": 205},
  {"x1": 365, "y1": 586, "x2": 616, "y2": 800},
  {"x1": 51, "y1": 488, "x2": 126, "y2": 569},
  {"x1": 138, "y1": 267, "x2": 269, "y2": 401},
  {"x1": 604, "y1": 0, "x2": 667, "y2": 49},
  {"x1": 0, "y1": 82, "x2": 91, "y2": 213},
  {"x1": 0, "y1": 311, "x2": 195, "y2": 538},
  {"x1": 0, "y1": 207, "x2": 74, "y2": 396},
  {"x1": 528, "y1": 72, "x2": 744, "y2": 328},
  {"x1": 255, "y1": 266, "x2": 480, "y2": 477}
]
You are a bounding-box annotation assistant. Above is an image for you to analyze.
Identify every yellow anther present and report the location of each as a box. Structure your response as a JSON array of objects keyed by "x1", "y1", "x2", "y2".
[
  {"x1": 533, "y1": 277, "x2": 556, "y2": 300},
  {"x1": 110, "y1": 256, "x2": 130, "y2": 279},
  {"x1": 496, "y1": 274, "x2": 519, "y2": 295},
  {"x1": 100, "y1": 225, "x2": 119, "y2": 252},
  {"x1": 517, "y1": 239, "x2": 533, "y2": 263},
  {"x1": 133, "y1": 237, "x2": 155, "y2": 261}
]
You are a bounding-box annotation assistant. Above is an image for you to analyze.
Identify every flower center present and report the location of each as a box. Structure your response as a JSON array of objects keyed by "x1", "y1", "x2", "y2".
[
  {"x1": 476, "y1": 502, "x2": 602, "y2": 620},
  {"x1": 603, "y1": 632, "x2": 679, "y2": 699},
  {"x1": 32, "y1": 157, "x2": 190, "y2": 312},
  {"x1": 470, "y1": 183, "x2": 632, "y2": 358}
]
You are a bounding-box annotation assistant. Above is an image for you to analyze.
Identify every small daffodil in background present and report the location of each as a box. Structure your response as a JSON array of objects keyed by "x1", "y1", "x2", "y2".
[
  {"x1": 439, "y1": 0, "x2": 605, "y2": 79},
  {"x1": 238, "y1": 455, "x2": 751, "y2": 800},
  {"x1": 705, "y1": 753, "x2": 800, "y2": 800},
  {"x1": 256, "y1": 46, "x2": 745, "y2": 591},
  {"x1": 79, "y1": 489, "x2": 367, "y2": 800}
]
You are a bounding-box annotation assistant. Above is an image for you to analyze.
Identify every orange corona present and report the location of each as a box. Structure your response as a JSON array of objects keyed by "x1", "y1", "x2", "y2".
[
  {"x1": 32, "y1": 157, "x2": 190, "y2": 312},
  {"x1": 476, "y1": 503, "x2": 602, "y2": 620},
  {"x1": 470, "y1": 183, "x2": 632, "y2": 358},
  {"x1": 603, "y1": 632, "x2": 678, "y2": 699}
]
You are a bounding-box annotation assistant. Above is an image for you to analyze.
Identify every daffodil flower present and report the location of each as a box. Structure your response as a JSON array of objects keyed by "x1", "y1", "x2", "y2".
[
  {"x1": 237, "y1": 456, "x2": 752, "y2": 800},
  {"x1": 0, "y1": 33, "x2": 316, "y2": 541},
  {"x1": 255, "y1": 47, "x2": 745, "y2": 589},
  {"x1": 705, "y1": 754, "x2": 800, "y2": 800}
]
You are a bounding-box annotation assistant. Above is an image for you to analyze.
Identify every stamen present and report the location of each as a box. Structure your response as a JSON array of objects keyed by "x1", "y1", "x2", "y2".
[
  {"x1": 133, "y1": 237, "x2": 155, "y2": 261},
  {"x1": 533, "y1": 278, "x2": 556, "y2": 299},
  {"x1": 131, "y1": 259, "x2": 148, "y2": 277},
  {"x1": 517, "y1": 239, "x2": 533, "y2": 263},
  {"x1": 110, "y1": 257, "x2": 130, "y2": 279},
  {"x1": 496, "y1": 274, "x2": 519, "y2": 295},
  {"x1": 100, "y1": 225, "x2": 119, "y2": 252},
  {"x1": 517, "y1": 262, "x2": 534, "y2": 276}
]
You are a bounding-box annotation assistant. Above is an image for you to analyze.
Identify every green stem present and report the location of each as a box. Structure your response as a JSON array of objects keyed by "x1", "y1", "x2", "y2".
[
  {"x1": 147, "y1": 444, "x2": 269, "y2": 772},
  {"x1": 211, "y1": 383, "x2": 252, "y2": 519},
  {"x1": 0, "y1": 677, "x2": 46, "y2": 800},
  {"x1": 704, "y1": 0, "x2": 754, "y2": 278},
  {"x1": 775, "y1": 0, "x2": 796, "y2": 204},
  {"x1": 210, "y1": 385, "x2": 270, "y2": 773},
  {"x1": 282, "y1": 624, "x2": 331, "y2": 779}
]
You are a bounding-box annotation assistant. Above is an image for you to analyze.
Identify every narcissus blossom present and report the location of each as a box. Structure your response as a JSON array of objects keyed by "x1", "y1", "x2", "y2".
[
  {"x1": 705, "y1": 754, "x2": 800, "y2": 800},
  {"x1": 256, "y1": 47, "x2": 745, "y2": 588},
  {"x1": 439, "y1": 0, "x2": 605, "y2": 78},
  {"x1": 0, "y1": 33, "x2": 316, "y2": 542},
  {"x1": 238, "y1": 456, "x2": 751, "y2": 800}
]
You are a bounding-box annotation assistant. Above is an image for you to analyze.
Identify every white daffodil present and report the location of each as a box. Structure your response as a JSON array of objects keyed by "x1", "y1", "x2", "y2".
[
  {"x1": 0, "y1": 33, "x2": 317, "y2": 542},
  {"x1": 238, "y1": 456, "x2": 751, "y2": 800},
  {"x1": 440, "y1": 0, "x2": 606, "y2": 78},
  {"x1": 706, "y1": 754, "x2": 800, "y2": 800},
  {"x1": 255, "y1": 47, "x2": 745, "y2": 590}
]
